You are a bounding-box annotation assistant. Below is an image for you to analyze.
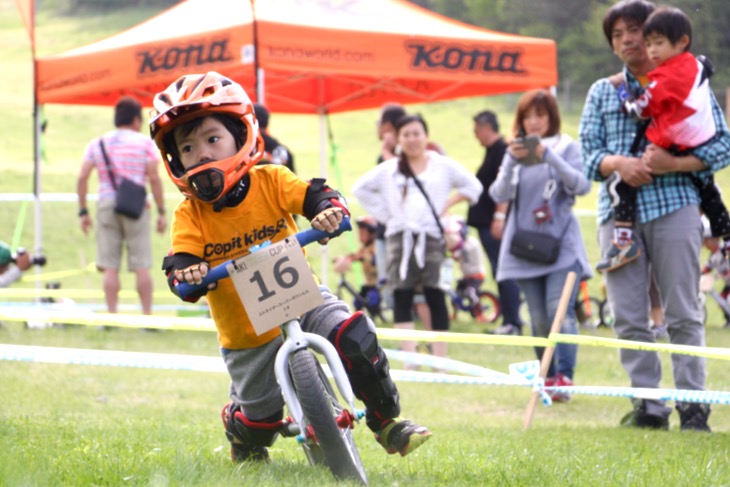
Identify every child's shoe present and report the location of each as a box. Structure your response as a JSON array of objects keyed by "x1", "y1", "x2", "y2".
[
  {"x1": 596, "y1": 240, "x2": 640, "y2": 272},
  {"x1": 472, "y1": 306, "x2": 489, "y2": 323},
  {"x1": 375, "y1": 417, "x2": 432, "y2": 456}
]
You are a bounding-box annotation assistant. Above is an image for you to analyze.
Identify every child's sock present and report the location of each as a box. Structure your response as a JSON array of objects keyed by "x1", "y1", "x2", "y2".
[{"x1": 614, "y1": 227, "x2": 633, "y2": 246}]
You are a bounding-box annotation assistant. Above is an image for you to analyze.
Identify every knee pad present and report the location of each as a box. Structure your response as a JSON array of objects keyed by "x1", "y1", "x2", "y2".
[
  {"x1": 221, "y1": 402, "x2": 283, "y2": 448},
  {"x1": 329, "y1": 311, "x2": 400, "y2": 421}
]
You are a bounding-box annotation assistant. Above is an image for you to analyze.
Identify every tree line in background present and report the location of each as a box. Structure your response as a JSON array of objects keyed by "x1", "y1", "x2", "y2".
[
  {"x1": 36, "y1": 0, "x2": 730, "y2": 110},
  {"x1": 412, "y1": 0, "x2": 730, "y2": 110}
]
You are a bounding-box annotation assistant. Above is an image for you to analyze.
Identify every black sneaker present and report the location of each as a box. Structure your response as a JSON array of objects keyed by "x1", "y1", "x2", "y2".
[
  {"x1": 596, "y1": 240, "x2": 640, "y2": 272},
  {"x1": 620, "y1": 400, "x2": 669, "y2": 430},
  {"x1": 676, "y1": 402, "x2": 711, "y2": 432},
  {"x1": 229, "y1": 440, "x2": 269, "y2": 463}
]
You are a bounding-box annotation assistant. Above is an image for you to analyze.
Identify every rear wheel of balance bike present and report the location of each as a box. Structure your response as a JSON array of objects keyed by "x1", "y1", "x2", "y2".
[
  {"x1": 599, "y1": 299, "x2": 615, "y2": 328},
  {"x1": 576, "y1": 296, "x2": 603, "y2": 329},
  {"x1": 476, "y1": 291, "x2": 501, "y2": 323},
  {"x1": 289, "y1": 349, "x2": 368, "y2": 484}
]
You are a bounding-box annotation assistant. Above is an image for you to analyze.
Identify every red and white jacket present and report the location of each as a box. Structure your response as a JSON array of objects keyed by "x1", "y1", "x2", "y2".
[{"x1": 633, "y1": 52, "x2": 715, "y2": 151}]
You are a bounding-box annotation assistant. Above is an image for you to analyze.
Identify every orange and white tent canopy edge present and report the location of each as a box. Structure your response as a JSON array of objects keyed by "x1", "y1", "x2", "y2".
[{"x1": 35, "y1": 0, "x2": 557, "y2": 113}]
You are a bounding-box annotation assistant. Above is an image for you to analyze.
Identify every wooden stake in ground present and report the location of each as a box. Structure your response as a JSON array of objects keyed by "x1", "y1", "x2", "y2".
[{"x1": 522, "y1": 271, "x2": 577, "y2": 430}]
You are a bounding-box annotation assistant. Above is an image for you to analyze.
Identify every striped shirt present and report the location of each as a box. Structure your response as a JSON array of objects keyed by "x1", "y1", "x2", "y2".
[
  {"x1": 83, "y1": 129, "x2": 158, "y2": 200},
  {"x1": 579, "y1": 67, "x2": 730, "y2": 225}
]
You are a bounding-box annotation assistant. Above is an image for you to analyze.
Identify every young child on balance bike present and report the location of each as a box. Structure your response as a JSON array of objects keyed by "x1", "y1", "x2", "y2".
[{"x1": 151, "y1": 71, "x2": 431, "y2": 463}]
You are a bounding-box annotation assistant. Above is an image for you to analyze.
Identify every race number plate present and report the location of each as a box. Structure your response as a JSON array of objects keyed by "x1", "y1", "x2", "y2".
[{"x1": 227, "y1": 237, "x2": 324, "y2": 336}]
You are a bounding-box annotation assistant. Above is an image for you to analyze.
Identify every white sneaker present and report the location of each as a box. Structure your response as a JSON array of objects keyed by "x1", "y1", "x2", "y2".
[
  {"x1": 493, "y1": 323, "x2": 521, "y2": 335},
  {"x1": 651, "y1": 324, "x2": 668, "y2": 340}
]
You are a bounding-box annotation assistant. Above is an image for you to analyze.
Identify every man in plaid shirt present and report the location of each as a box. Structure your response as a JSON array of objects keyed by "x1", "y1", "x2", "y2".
[{"x1": 580, "y1": 0, "x2": 730, "y2": 432}]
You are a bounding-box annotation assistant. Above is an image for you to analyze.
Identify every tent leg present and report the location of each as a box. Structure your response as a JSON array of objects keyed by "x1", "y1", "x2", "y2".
[
  {"x1": 33, "y1": 102, "x2": 43, "y2": 275},
  {"x1": 318, "y1": 111, "x2": 329, "y2": 287}
]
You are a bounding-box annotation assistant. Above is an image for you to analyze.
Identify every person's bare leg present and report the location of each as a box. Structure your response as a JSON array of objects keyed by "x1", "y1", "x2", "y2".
[
  {"x1": 103, "y1": 268, "x2": 120, "y2": 313},
  {"x1": 394, "y1": 321, "x2": 418, "y2": 370},
  {"x1": 135, "y1": 268, "x2": 153, "y2": 315},
  {"x1": 415, "y1": 302, "x2": 431, "y2": 330},
  {"x1": 431, "y1": 341, "x2": 447, "y2": 359}
]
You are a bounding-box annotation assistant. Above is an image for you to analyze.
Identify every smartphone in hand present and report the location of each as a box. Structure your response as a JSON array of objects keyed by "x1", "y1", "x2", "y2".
[{"x1": 514, "y1": 134, "x2": 541, "y2": 165}]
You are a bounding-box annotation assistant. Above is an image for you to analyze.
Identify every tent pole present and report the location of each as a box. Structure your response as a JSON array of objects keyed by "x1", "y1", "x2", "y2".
[
  {"x1": 256, "y1": 68, "x2": 265, "y2": 104},
  {"x1": 318, "y1": 110, "x2": 328, "y2": 286},
  {"x1": 32, "y1": 53, "x2": 43, "y2": 287}
]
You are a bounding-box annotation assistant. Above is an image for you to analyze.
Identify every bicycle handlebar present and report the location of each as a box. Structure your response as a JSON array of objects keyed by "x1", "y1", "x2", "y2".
[{"x1": 176, "y1": 216, "x2": 351, "y2": 299}]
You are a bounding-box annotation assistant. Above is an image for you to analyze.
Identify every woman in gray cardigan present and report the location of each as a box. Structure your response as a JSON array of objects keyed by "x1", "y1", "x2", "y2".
[{"x1": 489, "y1": 90, "x2": 592, "y2": 402}]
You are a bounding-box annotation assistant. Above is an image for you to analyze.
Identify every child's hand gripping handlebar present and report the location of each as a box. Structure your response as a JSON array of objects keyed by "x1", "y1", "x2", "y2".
[{"x1": 176, "y1": 217, "x2": 352, "y2": 299}]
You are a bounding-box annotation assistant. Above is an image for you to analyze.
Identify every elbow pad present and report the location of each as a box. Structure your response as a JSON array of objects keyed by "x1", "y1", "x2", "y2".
[
  {"x1": 161, "y1": 252, "x2": 209, "y2": 302},
  {"x1": 302, "y1": 178, "x2": 350, "y2": 220}
]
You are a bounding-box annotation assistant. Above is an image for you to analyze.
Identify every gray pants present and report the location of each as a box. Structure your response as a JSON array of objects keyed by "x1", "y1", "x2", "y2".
[
  {"x1": 599, "y1": 205, "x2": 705, "y2": 418},
  {"x1": 221, "y1": 286, "x2": 353, "y2": 420}
]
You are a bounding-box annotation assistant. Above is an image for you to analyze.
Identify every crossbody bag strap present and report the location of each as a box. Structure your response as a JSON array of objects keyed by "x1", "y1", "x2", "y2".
[
  {"x1": 411, "y1": 171, "x2": 445, "y2": 238},
  {"x1": 409, "y1": 171, "x2": 445, "y2": 238},
  {"x1": 513, "y1": 167, "x2": 571, "y2": 238},
  {"x1": 99, "y1": 139, "x2": 118, "y2": 190}
]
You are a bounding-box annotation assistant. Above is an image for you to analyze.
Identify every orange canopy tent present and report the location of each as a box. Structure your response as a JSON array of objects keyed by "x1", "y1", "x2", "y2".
[
  {"x1": 36, "y1": 0, "x2": 557, "y2": 113},
  {"x1": 26, "y1": 0, "x2": 557, "y2": 274}
]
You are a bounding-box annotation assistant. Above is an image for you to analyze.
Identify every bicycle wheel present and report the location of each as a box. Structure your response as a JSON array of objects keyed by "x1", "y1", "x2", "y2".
[
  {"x1": 289, "y1": 350, "x2": 368, "y2": 484},
  {"x1": 476, "y1": 291, "x2": 501, "y2": 323},
  {"x1": 519, "y1": 299, "x2": 531, "y2": 328},
  {"x1": 599, "y1": 299, "x2": 615, "y2": 328},
  {"x1": 576, "y1": 297, "x2": 602, "y2": 328}
]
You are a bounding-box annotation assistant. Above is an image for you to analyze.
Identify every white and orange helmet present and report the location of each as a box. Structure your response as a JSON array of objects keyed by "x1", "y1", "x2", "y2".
[{"x1": 149, "y1": 71, "x2": 264, "y2": 203}]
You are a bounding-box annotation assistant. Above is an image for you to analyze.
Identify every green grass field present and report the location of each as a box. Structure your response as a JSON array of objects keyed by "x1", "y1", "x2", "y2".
[{"x1": 1, "y1": 2, "x2": 730, "y2": 486}]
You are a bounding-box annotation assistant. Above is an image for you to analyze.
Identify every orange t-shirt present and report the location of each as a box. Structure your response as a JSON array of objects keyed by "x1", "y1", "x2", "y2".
[{"x1": 171, "y1": 165, "x2": 309, "y2": 349}]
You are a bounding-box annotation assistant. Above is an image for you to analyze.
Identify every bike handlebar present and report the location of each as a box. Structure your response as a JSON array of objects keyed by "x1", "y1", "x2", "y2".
[{"x1": 176, "y1": 216, "x2": 352, "y2": 299}]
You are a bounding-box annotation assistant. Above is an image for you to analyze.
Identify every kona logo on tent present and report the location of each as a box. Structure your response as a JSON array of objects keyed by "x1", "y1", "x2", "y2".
[
  {"x1": 405, "y1": 42, "x2": 525, "y2": 74},
  {"x1": 137, "y1": 39, "x2": 233, "y2": 75}
]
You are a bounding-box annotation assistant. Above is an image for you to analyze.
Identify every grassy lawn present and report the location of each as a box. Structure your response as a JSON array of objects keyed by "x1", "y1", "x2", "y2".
[{"x1": 1, "y1": 2, "x2": 730, "y2": 485}]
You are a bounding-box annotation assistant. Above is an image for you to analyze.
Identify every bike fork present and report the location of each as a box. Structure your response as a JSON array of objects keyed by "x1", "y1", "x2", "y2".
[{"x1": 274, "y1": 319, "x2": 360, "y2": 437}]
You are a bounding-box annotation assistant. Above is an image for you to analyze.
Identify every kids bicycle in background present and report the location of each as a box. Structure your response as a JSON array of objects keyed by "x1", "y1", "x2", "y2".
[
  {"x1": 333, "y1": 216, "x2": 390, "y2": 323},
  {"x1": 442, "y1": 215, "x2": 499, "y2": 324},
  {"x1": 700, "y1": 216, "x2": 730, "y2": 327}
]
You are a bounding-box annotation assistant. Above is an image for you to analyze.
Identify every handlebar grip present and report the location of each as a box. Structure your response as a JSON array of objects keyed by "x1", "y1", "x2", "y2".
[
  {"x1": 176, "y1": 262, "x2": 231, "y2": 299},
  {"x1": 175, "y1": 216, "x2": 351, "y2": 300},
  {"x1": 295, "y1": 216, "x2": 351, "y2": 247}
]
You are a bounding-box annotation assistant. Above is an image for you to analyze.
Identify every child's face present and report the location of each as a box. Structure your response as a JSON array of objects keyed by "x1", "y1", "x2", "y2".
[
  {"x1": 645, "y1": 33, "x2": 688, "y2": 67},
  {"x1": 358, "y1": 227, "x2": 374, "y2": 245},
  {"x1": 174, "y1": 116, "x2": 238, "y2": 171}
]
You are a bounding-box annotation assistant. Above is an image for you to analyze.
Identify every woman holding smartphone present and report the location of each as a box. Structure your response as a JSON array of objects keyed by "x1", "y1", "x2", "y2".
[{"x1": 488, "y1": 89, "x2": 593, "y2": 402}]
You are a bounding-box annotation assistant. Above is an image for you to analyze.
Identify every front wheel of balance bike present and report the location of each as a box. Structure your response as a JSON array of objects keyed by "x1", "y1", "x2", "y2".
[
  {"x1": 475, "y1": 291, "x2": 501, "y2": 323},
  {"x1": 289, "y1": 349, "x2": 368, "y2": 484}
]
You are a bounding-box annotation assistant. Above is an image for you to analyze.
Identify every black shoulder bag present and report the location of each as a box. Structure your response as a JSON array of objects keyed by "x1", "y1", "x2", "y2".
[
  {"x1": 100, "y1": 140, "x2": 147, "y2": 220},
  {"x1": 509, "y1": 175, "x2": 570, "y2": 265}
]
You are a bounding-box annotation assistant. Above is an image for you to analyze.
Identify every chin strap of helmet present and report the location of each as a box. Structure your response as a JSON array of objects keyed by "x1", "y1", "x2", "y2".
[{"x1": 213, "y1": 174, "x2": 251, "y2": 212}]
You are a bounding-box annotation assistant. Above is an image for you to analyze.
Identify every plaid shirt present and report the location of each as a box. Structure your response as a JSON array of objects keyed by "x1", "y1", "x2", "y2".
[{"x1": 580, "y1": 67, "x2": 730, "y2": 224}]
